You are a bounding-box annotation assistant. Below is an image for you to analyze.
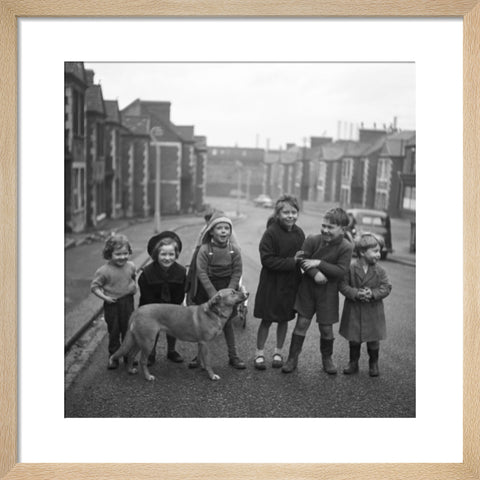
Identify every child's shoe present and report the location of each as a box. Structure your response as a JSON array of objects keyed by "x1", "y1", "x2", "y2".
[
  {"x1": 167, "y1": 350, "x2": 184, "y2": 363},
  {"x1": 254, "y1": 355, "x2": 267, "y2": 370},
  {"x1": 107, "y1": 358, "x2": 119, "y2": 370},
  {"x1": 367, "y1": 347, "x2": 380, "y2": 377},
  {"x1": 343, "y1": 361, "x2": 359, "y2": 374},
  {"x1": 343, "y1": 343, "x2": 361, "y2": 375},
  {"x1": 320, "y1": 338, "x2": 337, "y2": 375},
  {"x1": 188, "y1": 356, "x2": 200, "y2": 369},
  {"x1": 229, "y1": 357, "x2": 246, "y2": 369},
  {"x1": 369, "y1": 362, "x2": 379, "y2": 377},
  {"x1": 272, "y1": 353, "x2": 283, "y2": 368}
]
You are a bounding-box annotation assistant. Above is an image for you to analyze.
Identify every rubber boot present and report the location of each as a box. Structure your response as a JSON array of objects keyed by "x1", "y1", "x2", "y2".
[
  {"x1": 281, "y1": 334, "x2": 305, "y2": 373},
  {"x1": 343, "y1": 342, "x2": 361, "y2": 375},
  {"x1": 368, "y1": 346, "x2": 379, "y2": 377},
  {"x1": 320, "y1": 338, "x2": 337, "y2": 375}
]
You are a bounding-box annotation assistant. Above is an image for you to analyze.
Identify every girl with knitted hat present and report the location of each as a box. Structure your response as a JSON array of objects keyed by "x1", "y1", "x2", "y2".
[{"x1": 187, "y1": 211, "x2": 246, "y2": 370}]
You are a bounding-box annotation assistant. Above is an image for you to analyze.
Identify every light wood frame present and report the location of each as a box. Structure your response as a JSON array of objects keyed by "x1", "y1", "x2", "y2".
[{"x1": 1, "y1": 1, "x2": 478, "y2": 479}]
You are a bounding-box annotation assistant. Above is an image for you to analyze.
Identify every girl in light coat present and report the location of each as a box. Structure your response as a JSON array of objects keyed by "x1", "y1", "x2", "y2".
[{"x1": 339, "y1": 234, "x2": 392, "y2": 376}]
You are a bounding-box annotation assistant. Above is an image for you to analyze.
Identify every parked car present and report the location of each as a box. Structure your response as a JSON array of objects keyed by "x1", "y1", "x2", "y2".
[
  {"x1": 346, "y1": 208, "x2": 393, "y2": 260},
  {"x1": 229, "y1": 189, "x2": 246, "y2": 198},
  {"x1": 253, "y1": 194, "x2": 274, "y2": 208}
]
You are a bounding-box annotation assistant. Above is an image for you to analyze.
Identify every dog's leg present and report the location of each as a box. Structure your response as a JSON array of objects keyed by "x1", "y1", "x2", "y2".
[
  {"x1": 137, "y1": 335, "x2": 158, "y2": 381},
  {"x1": 198, "y1": 342, "x2": 220, "y2": 381},
  {"x1": 139, "y1": 351, "x2": 156, "y2": 381},
  {"x1": 126, "y1": 345, "x2": 140, "y2": 375}
]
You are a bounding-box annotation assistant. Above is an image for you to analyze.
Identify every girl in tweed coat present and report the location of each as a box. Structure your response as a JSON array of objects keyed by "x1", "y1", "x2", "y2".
[{"x1": 339, "y1": 234, "x2": 392, "y2": 377}]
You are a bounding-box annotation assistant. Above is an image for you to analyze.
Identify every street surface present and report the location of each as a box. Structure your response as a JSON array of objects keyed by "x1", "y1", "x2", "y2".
[{"x1": 65, "y1": 198, "x2": 415, "y2": 418}]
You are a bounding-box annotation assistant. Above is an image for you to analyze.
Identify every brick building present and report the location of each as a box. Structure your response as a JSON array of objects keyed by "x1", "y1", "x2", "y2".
[
  {"x1": 64, "y1": 62, "x2": 88, "y2": 233},
  {"x1": 85, "y1": 69, "x2": 107, "y2": 228}
]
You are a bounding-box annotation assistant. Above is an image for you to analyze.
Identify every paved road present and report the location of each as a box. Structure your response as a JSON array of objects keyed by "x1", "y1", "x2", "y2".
[{"x1": 65, "y1": 198, "x2": 415, "y2": 418}]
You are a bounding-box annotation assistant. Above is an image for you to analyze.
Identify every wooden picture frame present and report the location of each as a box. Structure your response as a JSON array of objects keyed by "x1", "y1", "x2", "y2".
[{"x1": 1, "y1": 1, "x2": 478, "y2": 478}]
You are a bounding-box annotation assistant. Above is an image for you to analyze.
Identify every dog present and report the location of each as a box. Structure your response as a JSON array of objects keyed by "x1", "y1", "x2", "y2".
[{"x1": 108, "y1": 288, "x2": 249, "y2": 381}]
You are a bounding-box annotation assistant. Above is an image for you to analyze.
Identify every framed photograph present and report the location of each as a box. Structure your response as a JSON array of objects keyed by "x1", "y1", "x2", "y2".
[{"x1": 1, "y1": 1, "x2": 478, "y2": 479}]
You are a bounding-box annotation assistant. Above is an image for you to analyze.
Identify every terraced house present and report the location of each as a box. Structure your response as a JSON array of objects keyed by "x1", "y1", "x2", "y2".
[{"x1": 64, "y1": 63, "x2": 207, "y2": 233}]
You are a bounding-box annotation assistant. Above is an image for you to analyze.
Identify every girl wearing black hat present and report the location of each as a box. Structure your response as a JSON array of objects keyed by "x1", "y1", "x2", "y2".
[{"x1": 138, "y1": 231, "x2": 186, "y2": 365}]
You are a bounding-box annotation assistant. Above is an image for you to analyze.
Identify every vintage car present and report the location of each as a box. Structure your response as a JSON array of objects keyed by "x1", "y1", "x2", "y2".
[
  {"x1": 253, "y1": 194, "x2": 274, "y2": 208},
  {"x1": 346, "y1": 208, "x2": 393, "y2": 260}
]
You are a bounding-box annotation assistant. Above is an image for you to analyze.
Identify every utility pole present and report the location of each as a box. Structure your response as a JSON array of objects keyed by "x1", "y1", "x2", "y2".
[
  {"x1": 235, "y1": 160, "x2": 242, "y2": 217},
  {"x1": 150, "y1": 126, "x2": 164, "y2": 233},
  {"x1": 246, "y1": 169, "x2": 251, "y2": 200}
]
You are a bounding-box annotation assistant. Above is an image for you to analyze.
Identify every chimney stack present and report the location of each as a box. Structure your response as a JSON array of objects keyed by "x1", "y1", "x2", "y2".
[{"x1": 85, "y1": 69, "x2": 95, "y2": 86}]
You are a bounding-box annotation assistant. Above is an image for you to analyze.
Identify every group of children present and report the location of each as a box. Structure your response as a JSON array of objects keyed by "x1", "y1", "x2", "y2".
[{"x1": 91, "y1": 194, "x2": 392, "y2": 377}]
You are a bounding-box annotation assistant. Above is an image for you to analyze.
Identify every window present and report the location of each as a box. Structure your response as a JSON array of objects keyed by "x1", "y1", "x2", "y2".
[
  {"x1": 72, "y1": 166, "x2": 85, "y2": 211},
  {"x1": 378, "y1": 158, "x2": 390, "y2": 180},
  {"x1": 340, "y1": 187, "x2": 350, "y2": 206},
  {"x1": 341, "y1": 158, "x2": 352, "y2": 180},
  {"x1": 211, "y1": 148, "x2": 217, "y2": 156},
  {"x1": 375, "y1": 191, "x2": 388, "y2": 210},
  {"x1": 72, "y1": 90, "x2": 85, "y2": 136},
  {"x1": 403, "y1": 186, "x2": 416, "y2": 211},
  {"x1": 97, "y1": 123, "x2": 105, "y2": 157}
]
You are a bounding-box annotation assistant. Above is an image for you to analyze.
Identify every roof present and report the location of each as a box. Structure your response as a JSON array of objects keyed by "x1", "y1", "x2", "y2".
[
  {"x1": 121, "y1": 99, "x2": 187, "y2": 142},
  {"x1": 280, "y1": 145, "x2": 301, "y2": 164},
  {"x1": 64, "y1": 62, "x2": 87, "y2": 85},
  {"x1": 86, "y1": 85, "x2": 105, "y2": 115},
  {"x1": 380, "y1": 130, "x2": 416, "y2": 157},
  {"x1": 264, "y1": 150, "x2": 281, "y2": 164},
  {"x1": 104, "y1": 100, "x2": 121, "y2": 124},
  {"x1": 175, "y1": 126, "x2": 195, "y2": 142},
  {"x1": 122, "y1": 115, "x2": 150, "y2": 135}
]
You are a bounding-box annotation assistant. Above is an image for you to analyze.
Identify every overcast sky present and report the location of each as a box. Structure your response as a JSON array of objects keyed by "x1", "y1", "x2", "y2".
[{"x1": 85, "y1": 62, "x2": 415, "y2": 149}]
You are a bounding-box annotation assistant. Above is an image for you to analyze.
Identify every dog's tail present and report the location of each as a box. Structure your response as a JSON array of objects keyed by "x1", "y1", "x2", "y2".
[{"x1": 109, "y1": 325, "x2": 136, "y2": 361}]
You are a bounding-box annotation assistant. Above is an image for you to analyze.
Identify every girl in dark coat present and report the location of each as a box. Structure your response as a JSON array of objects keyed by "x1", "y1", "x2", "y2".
[
  {"x1": 138, "y1": 231, "x2": 186, "y2": 365},
  {"x1": 253, "y1": 195, "x2": 305, "y2": 370},
  {"x1": 339, "y1": 233, "x2": 392, "y2": 376}
]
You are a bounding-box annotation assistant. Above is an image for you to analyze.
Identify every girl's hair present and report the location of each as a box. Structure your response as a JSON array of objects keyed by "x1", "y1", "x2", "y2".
[
  {"x1": 103, "y1": 234, "x2": 132, "y2": 259},
  {"x1": 274, "y1": 194, "x2": 300, "y2": 217},
  {"x1": 324, "y1": 207, "x2": 350, "y2": 227},
  {"x1": 355, "y1": 233, "x2": 382, "y2": 255},
  {"x1": 152, "y1": 237, "x2": 180, "y2": 260}
]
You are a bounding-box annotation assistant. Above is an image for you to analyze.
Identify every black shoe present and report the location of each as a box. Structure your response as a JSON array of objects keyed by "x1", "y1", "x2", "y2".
[
  {"x1": 229, "y1": 357, "x2": 246, "y2": 369},
  {"x1": 167, "y1": 351, "x2": 184, "y2": 363},
  {"x1": 322, "y1": 356, "x2": 338, "y2": 375},
  {"x1": 343, "y1": 361, "x2": 359, "y2": 375},
  {"x1": 369, "y1": 362, "x2": 379, "y2": 377},
  {"x1": 147, "y1": 353, "x2": 156, "y2": 367},
  {"x1": 107, "y1": 358, "x2": 119, "y2": 370},
  {"x1": 188, "y1": 357, "x2": 200, "y2": 369}
]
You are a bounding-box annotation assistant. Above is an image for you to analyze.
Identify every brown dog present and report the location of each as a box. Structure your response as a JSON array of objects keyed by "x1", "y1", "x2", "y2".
[{"x1": 109, "y1": 288, "x2": 249, "y2": 381}]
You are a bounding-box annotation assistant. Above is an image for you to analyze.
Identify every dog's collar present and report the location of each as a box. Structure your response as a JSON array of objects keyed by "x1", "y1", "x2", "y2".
[{"x1": 204, "y1": 303, "x2": 231, "y2": 320}]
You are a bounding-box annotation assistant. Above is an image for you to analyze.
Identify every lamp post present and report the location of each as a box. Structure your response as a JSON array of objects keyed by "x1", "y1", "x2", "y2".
[
  {"x1": 235, "y1": 160, "x2": 242, "y2": 217},
  {"x1": 150, "y1": 126, "x2": 164, "y2": 233}
]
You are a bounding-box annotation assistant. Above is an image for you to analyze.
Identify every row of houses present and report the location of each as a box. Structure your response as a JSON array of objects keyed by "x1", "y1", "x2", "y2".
[
  {"x1": 65, "y1": 61, "x2": 415, "y2": 234},
  {"x1": 208, "y1": 128, "x2": 416, "y2": 219},
  {"x1": 65, "y1": 62, "x2": 208, "y2": 233}
]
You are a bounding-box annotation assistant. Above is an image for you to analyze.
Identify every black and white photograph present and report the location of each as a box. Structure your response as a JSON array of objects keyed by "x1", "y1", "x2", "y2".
[{"x1": 64, "y1": 61, "x2": 416, "y2": 418}]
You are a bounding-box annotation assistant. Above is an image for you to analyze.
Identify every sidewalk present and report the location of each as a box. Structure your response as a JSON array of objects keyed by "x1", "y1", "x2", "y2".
[{"x1": 65, "y1": 214, "x2": 205, "y2": 352}]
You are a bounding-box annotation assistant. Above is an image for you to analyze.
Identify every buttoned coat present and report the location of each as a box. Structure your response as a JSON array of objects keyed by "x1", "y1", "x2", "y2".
[
  {"x1": 253, "y1": 220, "x2": 305, "y2": 323},
  {"x1": 294, "y1": 234, "x2": 353, "y2": 324},
  {"x1": 338, "y1": 260, "x2": 392, "y2": 342}
]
